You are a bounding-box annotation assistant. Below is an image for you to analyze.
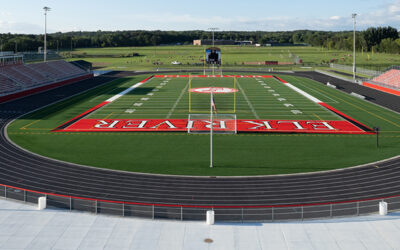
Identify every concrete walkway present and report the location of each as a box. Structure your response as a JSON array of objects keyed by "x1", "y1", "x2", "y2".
[{"x1": 0, "y1": 198, "x2": 399, "y2": 250}]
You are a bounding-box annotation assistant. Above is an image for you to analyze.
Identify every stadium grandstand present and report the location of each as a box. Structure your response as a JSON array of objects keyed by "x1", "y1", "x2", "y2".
[
  {"x1": 0, "y1": 54, "x2": 92, "y2": 101},
  {"x1": 372, "y1": 68, "x2": 400, "y2": 89},
  {"x1": 362, "y1": 67, "x2": 400, "y2": 96}
]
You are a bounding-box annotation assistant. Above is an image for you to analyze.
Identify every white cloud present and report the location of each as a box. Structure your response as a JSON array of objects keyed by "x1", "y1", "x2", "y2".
[
  {"x1": 357, "y1": 0, "x2": 400, "y2": 28},
  {"x1": 1, "y1": 0, "x2": 400, "y2": 33},
  {"x1": 388, "y1": 0, "x2": 400, "y2": 15},
  {"x1": 117, "y1": 0, "x2": 400, "y2": 31},
  {"x1": 0, "y1": 21, "x2": 43, "y2": 34}
]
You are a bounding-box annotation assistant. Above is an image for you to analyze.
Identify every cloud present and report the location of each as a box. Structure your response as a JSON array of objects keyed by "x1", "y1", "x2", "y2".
[
  {"x1": 0, "y1": 18, "x2": 63, "y2": 34},
  {"x1": 0, "y1": 21, "x2": 44, "y2": 34},
  {"x1": 357, "y1": 0, "x2": 400, "y2": 27},
  {"x1": 122, "y1": 14, "x2": 348, "y2": 31},
  {"x1": 117, "y1": 0, "x2": 400, "y2": 31},
  {"x1": 388, "y1": 0, "x2": 400, "y2": 15},
  {"x1": 1, "y1": 0, "x2": 400, "y2": 33}
]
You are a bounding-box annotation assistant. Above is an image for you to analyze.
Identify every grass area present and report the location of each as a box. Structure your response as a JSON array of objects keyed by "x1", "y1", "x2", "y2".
[
  {"x1": 64, "y1": 46, "x2": 400, "y2": 71},
  {"x1": 7, "y1": 73, "x2": 400, "y2": 176}
]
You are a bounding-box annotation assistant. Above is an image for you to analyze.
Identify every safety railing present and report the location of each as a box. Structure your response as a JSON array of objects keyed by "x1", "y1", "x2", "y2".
[{"x1": 1, "y1": 184, "x2": 399, "y2": 222}]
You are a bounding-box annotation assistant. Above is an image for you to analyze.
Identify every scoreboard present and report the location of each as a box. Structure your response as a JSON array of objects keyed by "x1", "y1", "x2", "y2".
[{"x1": 205, "y1": 47, "x2": 221, "y2": 65}]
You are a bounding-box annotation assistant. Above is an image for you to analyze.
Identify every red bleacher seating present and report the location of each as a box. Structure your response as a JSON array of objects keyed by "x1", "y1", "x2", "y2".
[
  {"x1": 49, "y1": 60, "x2": 86, "y2": 76},
  {"x1": 12, "y1": 64, "x2": 50, "y2": 84},
  {"x1": 27, "y1": 63, "x2": 65, "y2": 80},
  {"x1": 0, "y1": 74, "x2": 20, "y2": 94},
  {"x1": 0, "y1": 60, "x2": 89, "y2": 97},
  {"x1": 0, "y1": 66, "x2": 35, "y2": 86},
  {"x1": 373, "y1": 69, "x2": 400, "y2": 89}
]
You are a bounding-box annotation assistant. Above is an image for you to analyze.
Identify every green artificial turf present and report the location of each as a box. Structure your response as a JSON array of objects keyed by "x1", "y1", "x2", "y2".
[{"x1": 7, "y1": 73, "x2": 400, "y2": 176}]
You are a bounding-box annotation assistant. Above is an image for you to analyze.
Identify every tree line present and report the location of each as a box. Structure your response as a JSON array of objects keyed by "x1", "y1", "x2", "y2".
[{"x1": 0, "y1": 27, "x2": 399, "y2": 54}]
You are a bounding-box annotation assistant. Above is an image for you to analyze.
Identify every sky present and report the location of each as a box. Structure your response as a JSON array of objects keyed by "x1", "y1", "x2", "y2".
[{"x1": 0, "y1": 0, "x2": 399, "y2": 34}]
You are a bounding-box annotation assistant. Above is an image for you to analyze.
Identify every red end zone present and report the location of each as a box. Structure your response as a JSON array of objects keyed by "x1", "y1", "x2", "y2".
[{"x1": 55, "y1": 119, "x2": 373, "y2": 134}]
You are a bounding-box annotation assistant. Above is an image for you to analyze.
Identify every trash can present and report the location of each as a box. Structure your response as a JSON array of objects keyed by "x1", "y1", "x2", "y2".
[
  {"x1": 379, "y1": 201, "x2": 388, "y2": 216},
  {"x1": 38, "y1": 196, "x2": 47, "y2": 210},
  {"x1": 206, "y1": 210, "x2": 215, "y2": 225}
]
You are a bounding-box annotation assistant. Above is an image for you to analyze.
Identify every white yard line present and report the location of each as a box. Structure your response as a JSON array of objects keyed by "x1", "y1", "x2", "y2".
[
  {"x1": 106, "y1": 78, "x2": 153, "y2": 103},
  {"x1": 274, "y1": 78, "x2": 344, "y2": 121},
  {"x1": 237, "y1": 79, "x2": 260, "y2": 119},
  {"x1": 294, "y1": 81, "x2": 339, "y2": 104},
  {"x1": 88, "y1": 78, "x2": 154, "y2": 118},
  {"x1": 166, "y1": 82, "x2": 189, "y2": 119},
  {"x1": 89, "y1": 83, "x2": 122, "y2": 102}
]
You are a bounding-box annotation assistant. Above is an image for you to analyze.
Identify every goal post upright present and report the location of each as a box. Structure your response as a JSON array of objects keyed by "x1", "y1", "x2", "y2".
[
  {"x1": 203, "y1": 49, "x2": 206, "y2": 75},
  {"x1": 220, "y1": 54, "x2": 223, "y2": 77},
  {"x1": 210, "y1": 90, "x2": 214, "y2": 169},
  {"x1": 189, "y1": 74, "x2": 192, "y2": 113},
  {"x1": 234, "y1": 77, "x2": 237, "y2": 113}
]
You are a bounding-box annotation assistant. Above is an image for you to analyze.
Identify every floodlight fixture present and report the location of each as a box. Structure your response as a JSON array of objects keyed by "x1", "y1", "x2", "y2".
[
  {"x1": 352, "y1": 13, "x2": 357, "y2": 82},
  {"x1": 208, "y1": 28, "x2": 219, "y2": 47},
  {"x1": 43, "y1": 7, "x2": 51, "y2": 62}
]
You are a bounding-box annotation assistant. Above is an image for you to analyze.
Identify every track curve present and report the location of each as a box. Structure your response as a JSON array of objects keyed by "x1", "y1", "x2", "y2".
[{"x1": 0, "y1": 71, "x2": 399, "y2": 208}]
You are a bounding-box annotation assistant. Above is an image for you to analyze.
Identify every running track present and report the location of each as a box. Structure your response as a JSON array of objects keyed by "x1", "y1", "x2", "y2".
[{"x1": 0, "y1": 71, "x2": 399, "y2": 210}]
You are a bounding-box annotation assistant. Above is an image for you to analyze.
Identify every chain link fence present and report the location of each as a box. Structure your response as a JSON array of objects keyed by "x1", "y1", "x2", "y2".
[
  {"x1": 2, "y1": 185, "x2": 400, "y2": 222},
  {"x1": 330, "y1": 63, "x2": 383, "y2": 78}
]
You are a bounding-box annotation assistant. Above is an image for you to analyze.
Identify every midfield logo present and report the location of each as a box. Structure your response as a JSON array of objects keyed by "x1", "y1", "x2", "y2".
[{"x1": 189, "y1": 87, "x2": 238, "y2": 94}]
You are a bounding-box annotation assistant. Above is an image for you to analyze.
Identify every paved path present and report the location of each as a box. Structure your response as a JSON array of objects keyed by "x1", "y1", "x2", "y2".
[{"x1": 1, "y1": 198, "x2": 400, "y2": 250}]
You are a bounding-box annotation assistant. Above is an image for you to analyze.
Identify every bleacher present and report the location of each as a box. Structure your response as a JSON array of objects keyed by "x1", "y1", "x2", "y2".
[
  {"x1": 0, "y1": 74, "x2": 21, "y2": 94},
  {"x1": 49, "y1": 60, "x2": 86, "y2": 76},
  {"x1": 0, "y1": 66, "x2": 37, "y2": 86},
  {"x1": 0, "y1": 60, "x2": 89, "y2": 97},
  {"x1": 372, "y1": 69, "x2": 400, "y2": 89},
  {"x1": 12, "y1": 64, "x2": 50, "y2": 85}
]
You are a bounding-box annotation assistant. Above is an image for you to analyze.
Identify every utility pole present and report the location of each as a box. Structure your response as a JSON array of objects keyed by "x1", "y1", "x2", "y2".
[
  {"x1": 43, "y1": 7, "x2": 51, "y2": 62},
  {"x1": 70, "y1": 36, "x2": 73, "y2": 57},
  {"x1": 352, "y1": 13, "x2": 357, "y2": 82}
]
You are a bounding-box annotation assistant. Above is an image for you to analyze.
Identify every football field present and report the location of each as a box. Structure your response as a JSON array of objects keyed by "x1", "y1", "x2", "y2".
[
  {"x1": 55, "y1": 74, "x2": 371, "y2": 134},
  {"x1": 85, "y1": 75, "x2": 341, "y2": 121}
]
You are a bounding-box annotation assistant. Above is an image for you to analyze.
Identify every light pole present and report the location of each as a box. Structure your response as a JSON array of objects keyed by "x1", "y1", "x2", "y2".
[
  {"x1": 43, "y1": 7, "x2": 51, "y2": 62},
  {"x1": 208, "y1": 27, "x2": 219, "y2": 47},
  {"x1": 352, "y1": 13, "x2": 357, "y2": 82}
]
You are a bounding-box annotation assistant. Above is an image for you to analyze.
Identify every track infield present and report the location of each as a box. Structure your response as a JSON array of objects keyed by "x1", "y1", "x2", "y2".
[{"x1": 7, "y1": 73, "x2": 400, "y2": 176}]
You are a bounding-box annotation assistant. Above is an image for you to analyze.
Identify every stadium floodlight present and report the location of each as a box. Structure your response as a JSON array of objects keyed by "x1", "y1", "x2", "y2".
[
  {"x1": 352, "y1": 13, "x2": 357, "y2": 82},
  {"x1": 43, "y1": 6, "x2": 51, "y2": 62},
  {"x1": 208, "y1": 28, "x2": 219, "y2": 47}
]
